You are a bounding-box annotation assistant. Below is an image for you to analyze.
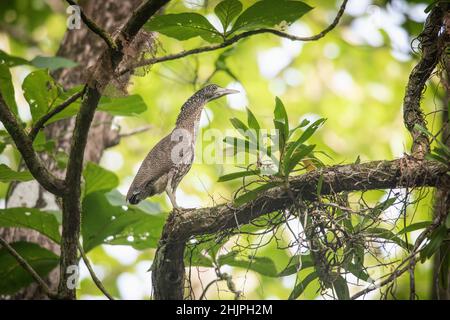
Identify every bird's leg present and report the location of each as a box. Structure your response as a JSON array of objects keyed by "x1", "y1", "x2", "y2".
[{"x1": 166, "y1": 186, "x2": 179, "y2": 210}]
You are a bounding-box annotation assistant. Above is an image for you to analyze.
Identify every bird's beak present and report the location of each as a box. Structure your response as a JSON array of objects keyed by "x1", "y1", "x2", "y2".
[{"x1": 216, "y1": 88, "x2": 240, "y2": 97}]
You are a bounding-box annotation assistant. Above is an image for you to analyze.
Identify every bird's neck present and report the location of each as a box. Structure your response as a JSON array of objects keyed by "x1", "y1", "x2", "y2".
[{"x1": 175, "y1": 97, "x2": 206, "y2": 131}]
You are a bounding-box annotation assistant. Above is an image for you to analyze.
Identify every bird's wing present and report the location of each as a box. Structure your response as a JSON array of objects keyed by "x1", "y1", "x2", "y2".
[{"x1": 128, "y1": 133, "x2": 177, "y2": 193}]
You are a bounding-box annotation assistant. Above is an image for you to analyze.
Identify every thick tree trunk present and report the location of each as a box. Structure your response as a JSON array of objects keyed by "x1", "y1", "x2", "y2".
[
  {"x1": 432, "y1": 59, "x2": 450, "y2": 300},
  {"x1": 0, "y1": 0, "x2": 142, "y2": 299}
]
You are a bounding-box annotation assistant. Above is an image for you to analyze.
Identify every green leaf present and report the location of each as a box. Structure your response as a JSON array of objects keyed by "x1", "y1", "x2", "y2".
[
  {"x1": 0, "y1": 241, "x2": 59, "y2": 295},
  {"x1": 365, "y1": 227, "x2": 412, "y2": 250},
  {"x1": 218, "y1": 251, "x2": 278, "y2": 277},
  {"x1": 284, "y1": 144, "x2": 315, "y2": 175},
  {"x1": 145, "y1": 13, "x2": 221, "y2": 43},
  {"x1": 231, "y1": 0, "x2": 313, "y2": 34},
  {"x1": 294, "y1": 118, "x2": 326, "y2": 146},
  {"x1": 214, "y1": 0, "x2": 243, "y2": 32},
  {"x1": 83, "y1": 162, "x2": 119, "y2": 196},
  {"x1": 345, "y1": 262, "x2": 371, "y2": 282},
  {"x1": 218, "y1": 169, "x2": 260, "y2": 182},
  {"x1": 229, "y1": 117, "x2": 249, "y2": 132},
  {"x1": 98, "y1": 94, "x2": 148, "y2": 116},
  {"x1": 333, "y1": 275, "x2": 350, "y2": 300},
  {"x1": 82, "y1": 192, "x2": 165, "y2": 252},
  {"x1": 30, "y1": 56, "x2": 77, "y2": 71},
  {"x1": 233, "y1": 182, "x2": 279, "y2": 206},
  {"x1": 0, "y1": 50, "x2": 29, "y2": 67},
  {"x1": 246, "y1": 107, "x2": 260, "y2": 131},
  {"x1": 398, "y1": 221, "x2": 431, "y2": 235},
  {"x1": 288, "y1": 271, "x2": 318, "y2": 300},
  {"x1": 46, "y1": 93, "x2": 148, "y2": 123},
  {"x1": 278, "y1": 254, "x2": 314, "y2": 277},
  {"x1": 0, "y1": 164, "x2": 34, "y2": 183},
  {"x1": 420, "y1": 225, "x2": 448, "y2": 263},
  {"x1": 22, "y1": 69, "x2": 59, "y2": 121},
  {"x1": 289, "y1": 118, "x2": 310, "y2": 137},
  {"x1": 0, "y1": 64, "x2": 18, "y2": 116},
  {"x1": 0, "y1": 208, "x2": 61, "y2": 243},
  {"x1": 273, "y1": 97, "x2": 289, "y2": 154}
]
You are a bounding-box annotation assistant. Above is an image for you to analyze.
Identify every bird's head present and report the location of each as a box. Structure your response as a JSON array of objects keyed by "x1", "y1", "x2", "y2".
[{"x1": 200, "y1": 84, "x2": 240, "y2": 102}]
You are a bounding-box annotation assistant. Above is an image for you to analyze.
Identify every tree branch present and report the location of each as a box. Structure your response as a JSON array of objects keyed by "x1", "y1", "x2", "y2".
[
  {"x1": 0, "y1": 237, "x2": 58, "y2": 299},
  {"x1": 65, "y1": 0, "x2": 118, "y2": 51},
  {"x1": 403, "y1": 4, "x2": 449, "y2": 156},
  {"x1": 77, "y1": 241, "x2": 114, "y2": 300},
  {"x1": 119, "y1": 0, "x2": 348, "y2": 75},
  {"x1": 58, "y1": 0, "x2": 171, "y2": 299},
  {"x1": 0, "y1": 95, "x2": 65, "y2": 196},
  {"x1": 152, "y1": 157, "x2": 449, "y2": 299},
  {"x1": 28, "y1": 87, "x2": 85, "y2": 142}
]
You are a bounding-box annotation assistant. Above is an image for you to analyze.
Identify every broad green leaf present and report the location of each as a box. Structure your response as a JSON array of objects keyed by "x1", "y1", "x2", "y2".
[
  {"x1": 145, "y1": 13, "x2": 221, "y2": 43},
  {"x1": 231, "y1": 0, "x2": 313, "y2": 34},
  {"x1": 0, "y1": 242, "x2": 59, "y2": 295},
  {"x1": 278, "y1": 254, "x2": 314, "y2": 277},
  {"x1": 82, "y1": 192, "x2": 165, "y2": 252},
  {"x1": 30, "y1": 56, "x2": 77, "y2": 71},
  {"x1": 345, "y1": 262, "x2": 371, "y2": 282},
  {"x1": 46, "y1": 93, "x2": 148, "y2": 123},
  {"x1": 333, "y1": 275, "x2": 350, "y2": 300},
  {"x1": 98, "y1": 94, "x2": 148, "y2": 116},
  {"x1": 105, "y1": 189, "x2": 161, "y2": 214},
  {"x1": 22, "y1": 69, "x2": 59, "y2": 121},
  {"x1": 83, "y1": 162, "x2": 119, "y2": 196},
  {"x1": 398, "y1": 221, "x2": 431, "y2": 235},
  {"x1": 0, "y1": 64, "x2": 18, "y2": 116},
  {"x1": 288, "y1": 271, "x2": 318, "y2": 300},
  {"x1": 233, "y1": 182, "x2": 279, "y2": 206},
  {"x1": 214, "y1": 0, "x2": 243, "y2": 32},
  {"x1": 218, "y1": 251, "x2": 278, "y2": 277},
  {"x1": 218, "y1": 169, "x2": 260, "y2": 182},
  {"x1": 0, "y1": 164, "x2": 33, "y2": 183},
  {"x1": 0, "y1": 208, "x2": 60, "y2": 243}
]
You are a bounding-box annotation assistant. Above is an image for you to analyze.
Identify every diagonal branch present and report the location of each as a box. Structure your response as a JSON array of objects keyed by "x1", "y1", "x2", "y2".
[
  {"x1": 152, "y1": 157, "x2": 449, "y2": 299},
  {"x1": 0, "y1": 237, "x2": 58, "y2": 299},
  {"x1": 65, "y1": 0, "x2": 117, "y2": 51},
  {"x1": 28, "y1": 87, "x2": 85, "y2": 142},
  {"x1": 119, "y1": 0, "x2": 348, "y2": 75},
  {"x1": 0, "y1": 95, "x2": 65, "y2": 196}
]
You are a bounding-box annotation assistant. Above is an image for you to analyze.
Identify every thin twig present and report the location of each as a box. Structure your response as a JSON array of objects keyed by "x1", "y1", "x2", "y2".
[
  {"x1": 119, "y1": 124, "x2": 153, "y2": 138},
  {"x1": 0, "y1": 236, "x2": 58, "y2": 299},
  {"x1": 119, "y1": 0, "x2": 348, "y2": 75},
  {"x1": 77, "y1": 241, "x2": 114, "y2": 300},
  {"x1": 65, "y1": 0, "x2": 117, "y2": 51},
  {"x1": 29, "y1": 88, "x2": 85, "y2": 142}
]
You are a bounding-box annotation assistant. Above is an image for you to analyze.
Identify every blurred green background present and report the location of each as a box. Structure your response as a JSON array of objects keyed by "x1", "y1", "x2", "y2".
[{"x1": 0, "y1": 0, "x2": 444, "y2": 299}]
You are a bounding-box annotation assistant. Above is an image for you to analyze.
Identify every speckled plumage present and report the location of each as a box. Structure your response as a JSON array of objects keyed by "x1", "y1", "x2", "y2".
[{"x1": 126, "y1": 84, "x2": 238, "y2": 208}]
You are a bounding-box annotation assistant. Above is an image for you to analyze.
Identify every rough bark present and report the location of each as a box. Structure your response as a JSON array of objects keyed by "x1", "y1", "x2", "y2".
[
  {"x1": 0, "y1": 0, "x2": 142, "y2": 300},
  {"x1": 152, "y1": 158, "x2": 449, "y2": 299}
]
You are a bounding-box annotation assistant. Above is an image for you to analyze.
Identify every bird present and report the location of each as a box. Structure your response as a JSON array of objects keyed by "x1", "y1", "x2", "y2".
[{"x1": 126, "y1": 84, "x2": 239, "y2": 209}]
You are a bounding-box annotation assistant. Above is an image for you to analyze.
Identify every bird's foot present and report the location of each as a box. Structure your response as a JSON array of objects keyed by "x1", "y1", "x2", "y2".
[{"x1": 172, "y1": 207, "x2": 191, "y2": 214}]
